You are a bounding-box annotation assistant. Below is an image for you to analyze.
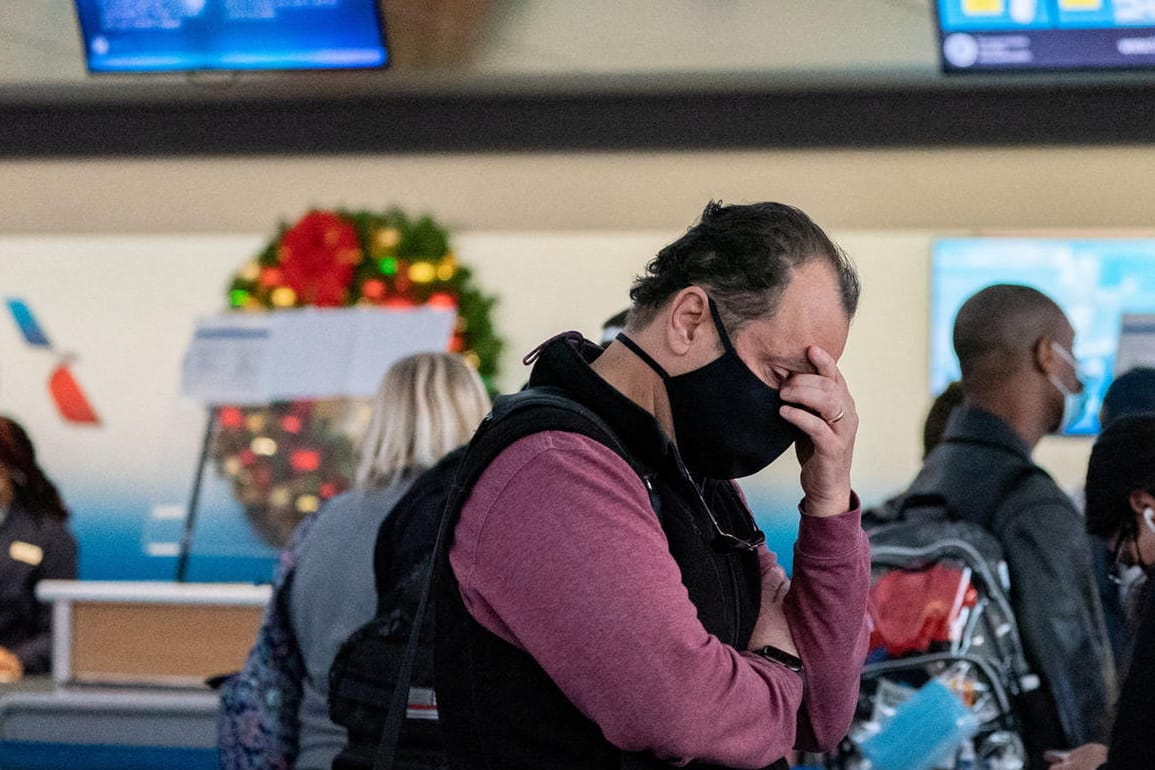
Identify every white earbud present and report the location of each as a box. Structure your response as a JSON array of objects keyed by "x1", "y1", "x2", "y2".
[{"x1": 1143, "y1": 507, "x2": 1155, "y2": 536}]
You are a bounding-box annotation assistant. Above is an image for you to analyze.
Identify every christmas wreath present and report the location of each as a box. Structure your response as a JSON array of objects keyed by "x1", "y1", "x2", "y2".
[{"x1": 213, "y1": 208, "x2": 502, "y2": 547}]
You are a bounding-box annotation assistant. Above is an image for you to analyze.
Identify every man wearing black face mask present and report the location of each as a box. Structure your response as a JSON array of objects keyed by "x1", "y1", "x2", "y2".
[{"x1": 433, "y1": 202, "x2": 870, "y2": 770}]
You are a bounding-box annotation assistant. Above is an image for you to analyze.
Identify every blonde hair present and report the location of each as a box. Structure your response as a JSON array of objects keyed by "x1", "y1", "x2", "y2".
[{"x1": 354, "y1": 352, "x2": 491, "y2": 488}]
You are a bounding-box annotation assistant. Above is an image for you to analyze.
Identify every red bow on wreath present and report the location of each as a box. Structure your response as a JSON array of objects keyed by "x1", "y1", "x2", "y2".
[{"x1": 277, "y1": 211, "x2": 362, "y2": 307}]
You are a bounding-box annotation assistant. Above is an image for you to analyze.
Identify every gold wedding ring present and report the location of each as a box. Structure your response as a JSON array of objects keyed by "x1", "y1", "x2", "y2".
[{"x1": 826, "y1": 407, "x2": 845, "y2": 424}]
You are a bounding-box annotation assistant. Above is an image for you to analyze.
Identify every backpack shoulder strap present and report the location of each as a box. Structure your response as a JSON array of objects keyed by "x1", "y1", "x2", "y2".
[
  {"x1": 472, "y1": 386, "x2": 647, "y2": 476},
  {"x1": 371, "y1": 446, "x2": 468, "y2": 614},
  {"x1": 372, "y1": 386, "x2": 651, "y2": 770}
]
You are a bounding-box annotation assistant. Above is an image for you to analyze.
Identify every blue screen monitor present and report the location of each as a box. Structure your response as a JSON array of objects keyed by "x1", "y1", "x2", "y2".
[
  {"x1": 74, "y1": 0, "x2": 388, "y2": 73},
  {"x1": 935, "y1": 0, "x2": 1155, "y2": 72},
  {"x1": 931, "y1": 238, "x2": 1155, "y2": 435}
]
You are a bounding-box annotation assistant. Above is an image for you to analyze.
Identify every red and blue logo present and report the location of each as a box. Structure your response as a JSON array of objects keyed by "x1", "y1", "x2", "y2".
[{"x1": 5, "y1": 297, "x2": 101, "y2": 425}]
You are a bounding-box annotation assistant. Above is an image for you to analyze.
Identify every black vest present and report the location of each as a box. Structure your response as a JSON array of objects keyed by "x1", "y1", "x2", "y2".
[{"x1": 433, "y1": 334, "x2": 788, "y2": 770}]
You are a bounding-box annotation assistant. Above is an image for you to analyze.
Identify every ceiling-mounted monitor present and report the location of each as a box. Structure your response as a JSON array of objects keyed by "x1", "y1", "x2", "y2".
[
  {"x1": 935, "y1": 0, "x2": 1155, "y2": 73},
  {"x1": 74, "y1": 0, "x2": 389, "y2": 74}
]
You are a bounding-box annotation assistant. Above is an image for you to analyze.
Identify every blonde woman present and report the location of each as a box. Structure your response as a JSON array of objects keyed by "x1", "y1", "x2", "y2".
[{"x1": 220, "y1": 352, "x2": 491, "y2": 770}]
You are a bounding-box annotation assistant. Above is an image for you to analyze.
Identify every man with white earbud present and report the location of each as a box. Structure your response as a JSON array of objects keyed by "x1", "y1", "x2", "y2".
[
  {"x1": 899, "y1": 283, "x2": 1115, "y2": 770},
  {"x1": 1049, "y1": 413, "x2": 1155, "y2": 769}
]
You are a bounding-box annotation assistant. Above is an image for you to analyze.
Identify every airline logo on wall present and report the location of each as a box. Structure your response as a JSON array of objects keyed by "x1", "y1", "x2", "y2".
[{"x1": 4, "y1": 298, "x2": 101, "y2": 426}]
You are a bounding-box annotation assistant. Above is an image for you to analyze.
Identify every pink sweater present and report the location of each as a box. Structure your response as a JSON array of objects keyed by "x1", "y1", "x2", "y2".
[{"x1": 450, "y1": 430, "x2": 870, "y2": 769}]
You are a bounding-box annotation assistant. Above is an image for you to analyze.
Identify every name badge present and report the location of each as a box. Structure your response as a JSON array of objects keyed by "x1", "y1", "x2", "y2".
[{"x1": 9, "y1": 541, "x2": 43, "y2": 566}]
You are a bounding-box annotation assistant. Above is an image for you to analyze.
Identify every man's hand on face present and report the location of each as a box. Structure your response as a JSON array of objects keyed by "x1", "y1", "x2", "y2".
[{"x1": 777, "y1": 344, "x2": 857, "y2": 519}]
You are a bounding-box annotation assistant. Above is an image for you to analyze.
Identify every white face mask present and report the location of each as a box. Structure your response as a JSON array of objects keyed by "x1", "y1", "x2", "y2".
[{"x1": 1047, "y1": 341, "x2": 1087, "y2": 433}]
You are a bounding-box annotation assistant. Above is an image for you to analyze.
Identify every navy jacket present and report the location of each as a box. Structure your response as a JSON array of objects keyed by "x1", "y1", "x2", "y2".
[{"x1": 0, "y1": 504, "x2": 77, "y2": 674}]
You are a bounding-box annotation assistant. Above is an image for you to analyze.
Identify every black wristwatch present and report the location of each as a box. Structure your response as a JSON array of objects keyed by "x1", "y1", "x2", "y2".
[{"x1": 753, "y1": 645, "x2": 803, "y2": 674}]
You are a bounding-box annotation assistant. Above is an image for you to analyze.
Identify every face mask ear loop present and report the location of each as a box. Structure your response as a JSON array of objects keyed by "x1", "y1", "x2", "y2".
[
  {"x1": 1049, "y1": 341, "x2": 1085, "y2": 392},
  {"x1": 615, "y1": 333, "x2": 673, "y2": 382},
  {"x1": 705, "y1": 298, "x2": 737, "y2": 355}
]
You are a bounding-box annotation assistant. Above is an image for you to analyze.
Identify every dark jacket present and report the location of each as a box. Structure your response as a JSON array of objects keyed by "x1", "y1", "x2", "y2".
[
  {"x1": 1101, "y1": 573, "x2": 1155, "y2": 770},
  {"x1": 433, "y1": 334, "x2": 784, "y2": 770},
  {"x1": 0, "y1": 504, "x2": 77, "y2": 674},
  {"x1": 904, "y1": 406, "x2": 1115, "y2": 766}
]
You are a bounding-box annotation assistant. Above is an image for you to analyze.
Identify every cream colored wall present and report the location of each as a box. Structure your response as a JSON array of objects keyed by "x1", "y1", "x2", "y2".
[
  {"x1": 7, "y1": 146, "x2": 1155, "y2": 234},
  {"x1": 3, "y1": 144, "x2": 1124, "y2": 507}
]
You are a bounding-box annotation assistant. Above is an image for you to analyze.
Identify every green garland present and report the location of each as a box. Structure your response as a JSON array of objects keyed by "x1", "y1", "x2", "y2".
[{"x1": 226, "y1": 207, "x2": 502, "y2": 386}]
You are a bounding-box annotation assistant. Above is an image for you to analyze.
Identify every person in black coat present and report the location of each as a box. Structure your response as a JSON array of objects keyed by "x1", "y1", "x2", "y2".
[
  {"x1": 0, "y1": 416, "x2": 77, "y2": 681},
  {"x1": 1049, "y1": 413, "x2": 1155, "y2": 769}
]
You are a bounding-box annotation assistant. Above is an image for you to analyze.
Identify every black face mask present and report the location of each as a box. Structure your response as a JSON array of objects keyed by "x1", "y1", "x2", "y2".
[{"x1": 616, "y1": 298, "x2": 802, "y2": 479}]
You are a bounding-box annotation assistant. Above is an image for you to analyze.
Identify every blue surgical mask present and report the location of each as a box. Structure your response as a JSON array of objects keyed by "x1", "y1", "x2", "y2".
[{"x1": 1048, "y1": 342, "x2": 1088, "y2": 433}]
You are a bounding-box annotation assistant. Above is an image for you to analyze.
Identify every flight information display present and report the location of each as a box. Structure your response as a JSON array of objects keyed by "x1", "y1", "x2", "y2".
[
  {"x1": 74, "y1": 0, "x2": 388, "y2": 73},
  {"x1": 935, "y1": 0, "x2": 1155, "y2": 72}
]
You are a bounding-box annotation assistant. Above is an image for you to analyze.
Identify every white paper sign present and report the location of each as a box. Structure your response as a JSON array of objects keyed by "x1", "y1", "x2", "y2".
[
  {"x1": 180, "y1": 307, "x2": 457, "y2": 405},
  {"x1": 180, "y1": 316, "x2": 273, "y2": 405}
]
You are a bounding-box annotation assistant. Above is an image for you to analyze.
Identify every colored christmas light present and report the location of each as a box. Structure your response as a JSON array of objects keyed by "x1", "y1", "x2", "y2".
[
  {"x1": 219, "y1": 407, "x2": 245, "y2": 429},
  {"x1": 361, "y1": 279, "x2": 386, "y2": 300},
  {"x1": 251, "y1": 437, "x2": 278, "y2": 456},
  {"x1": 290, "y1": 449, "x2": 321, "y2": 472},
  {"x1": 378, "y1": 257, "x2": 399, "y2": 276},
  {"x1": 239, "y1": 261, "x2": 261, "y2": 282},
  {"x1": 427, "y1": 292, "x2": 457, "y2": 310},
  {"x1": 271, "y1": 287, "x2": 297, "y2": 307},
  {"x1": 408, "y1": 261, "x2": 436, "y2": 284},
  {"x1": 259, "y1": 267, "x2": 283, "y2": 288},
  {"x1": 374, "y1": 227, "x2": 401, "y2": 251}
]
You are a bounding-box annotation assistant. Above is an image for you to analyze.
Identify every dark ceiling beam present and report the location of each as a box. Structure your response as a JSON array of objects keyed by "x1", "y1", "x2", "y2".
[{"x1": 2, "y1": 73, "x2": 1155, "y2": 156}]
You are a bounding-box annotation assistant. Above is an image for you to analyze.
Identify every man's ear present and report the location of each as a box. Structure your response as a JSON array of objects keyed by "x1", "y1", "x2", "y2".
[
  {"x1": 664, "y1": 287, "x2": 711, "y2": 356},
  {"x1": 1033, "y1": 335, "x2": 1056, "y2": 375}
]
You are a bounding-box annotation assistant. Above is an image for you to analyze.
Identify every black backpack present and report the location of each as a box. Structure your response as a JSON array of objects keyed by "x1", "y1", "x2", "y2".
[
  {"x1": 819, "y1": 470, "x2": 1041, "y2": 770},
  {"x1": 328, "y1": 388, "x2": 647, "y2": 770},
  {"x1": 328, "y1": 447, "x2": 466, "y2": 770}
]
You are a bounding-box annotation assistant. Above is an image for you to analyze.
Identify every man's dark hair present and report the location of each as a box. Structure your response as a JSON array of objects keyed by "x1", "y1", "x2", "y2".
[
  {"x1": 1085, "y1": 413, "x2": 1155, "y2": 539},
  {"x1": 627, "y1": 201, "x2": 859, "y2": 331},
  {"x1": 1101, "y1": 366, "x2": 1155, "y2": 428},
  {"x1": 952, "y1": 284, "x2": 1067, "y2": 385}
]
